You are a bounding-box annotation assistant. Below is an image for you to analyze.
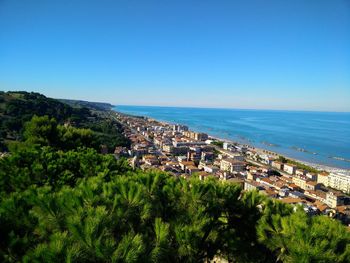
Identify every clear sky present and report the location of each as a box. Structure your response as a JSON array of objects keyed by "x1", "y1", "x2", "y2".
[{"x1": 0, "y1": 0, "x2": 349, "y2": 111}]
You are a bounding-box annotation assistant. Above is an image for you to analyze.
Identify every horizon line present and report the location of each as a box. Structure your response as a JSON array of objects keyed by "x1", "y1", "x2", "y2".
[{"x1": 114, "y1": 104, "x2": 350, "y2": 114}]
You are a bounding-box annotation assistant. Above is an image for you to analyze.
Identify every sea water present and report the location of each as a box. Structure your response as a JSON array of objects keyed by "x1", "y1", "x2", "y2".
[{"x1": 114, "y1": 105, "x2": 350, "y2": 169}]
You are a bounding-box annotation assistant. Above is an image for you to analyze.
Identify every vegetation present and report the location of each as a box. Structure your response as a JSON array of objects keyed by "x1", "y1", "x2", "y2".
[
  {"x1": 277, "y1": 156, "x2": 320, "y2": 174},
  {"x1": 59, "y1": 98, "x2": 114, "y2": 111},
  {"x1": 0, "y1": 91, "x2": 129, "y2": 152},
  {"x1": 0, "y1": 114, "x2": 349, "y2": 262},
  {"x1": 211, "y1": 140, "x2": 224, "y2": 148}
]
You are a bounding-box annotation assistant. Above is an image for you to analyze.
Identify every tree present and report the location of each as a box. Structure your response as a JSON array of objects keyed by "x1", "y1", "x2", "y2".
[
  {"x1": 24, "y1": 115, "x2": 58, "y2": 146},
  {"x1": 1, "y1": 140, "x2": 350, "y2": 262}
]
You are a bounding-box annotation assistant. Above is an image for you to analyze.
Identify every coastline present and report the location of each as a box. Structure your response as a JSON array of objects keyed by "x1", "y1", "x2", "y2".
[
  {"x1": 113, "y1": 109, "x2": 350, "y2": 175},
  {"x1": 208, "y1": 134, "x2": 350, "y2": 174}
]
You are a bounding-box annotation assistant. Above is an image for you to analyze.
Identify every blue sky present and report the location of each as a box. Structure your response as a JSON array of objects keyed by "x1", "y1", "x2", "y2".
[{"x1": 0, "y1": 0, "x2": 349, "y2": 111}]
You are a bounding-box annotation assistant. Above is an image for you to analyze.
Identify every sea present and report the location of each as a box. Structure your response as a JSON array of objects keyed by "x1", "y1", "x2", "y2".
[{"x1": 114, "y1": 105, "x2": 350, "y2": 170}]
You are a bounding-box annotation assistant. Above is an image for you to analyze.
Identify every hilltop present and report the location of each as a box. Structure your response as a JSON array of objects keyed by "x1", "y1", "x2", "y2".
[{"x1": 58, "y1": 98, "x2": 114, "y2": 111}]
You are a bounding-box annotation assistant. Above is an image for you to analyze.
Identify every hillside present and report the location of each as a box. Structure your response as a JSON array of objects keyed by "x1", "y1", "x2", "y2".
[
  {"x1": 58, "y1": 98, "x2": 114, "y2": 111},
  {"x1": 0, "y1": 91, "x2": 129, "y2": 151}
]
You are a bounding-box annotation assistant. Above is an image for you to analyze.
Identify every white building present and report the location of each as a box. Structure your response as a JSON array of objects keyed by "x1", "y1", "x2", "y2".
[
  {"x1": 223, "y1": 142, "x2": 229, "y2": 150},
  {"x1": 317, "y1": 172, "x2": 329, "y2": 186},
  {"x1": 283, "y1": 163, "x2": 297, "y2": 175},
  {"x1": 328, "y1": 173, "x2": 350, "y2": 193}
]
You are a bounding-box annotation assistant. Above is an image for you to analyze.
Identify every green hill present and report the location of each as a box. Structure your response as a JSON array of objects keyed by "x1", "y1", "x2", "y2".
[{"x1": 0, "y1": 91, "x2": 129, "y2": 151}]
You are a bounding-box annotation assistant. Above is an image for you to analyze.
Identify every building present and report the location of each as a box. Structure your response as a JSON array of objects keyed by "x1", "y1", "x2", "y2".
[
  {"x1": 306, "y1": 172, "x2": 317, "y2": 181},
  {"x1": 223, "y1": 142, "x2": 229, "y2": 150},
  {"x1": 183, "y1": 131, "x2": 208, "y2": 141},
  {"x1": 325, "y1": 191, "x2": 347, "y2": 208},
  {"x1": 186, "y1": 165, "x2": 201, "y2": 175},
  {"x1": 244, "y1": 180, "x2": 265, "y2": 191},
  {"x1": 271, "y1": 161, "x2": 284, "y2": 170},
  {"x1": 173, "y1": 124, "x2": 188, "y2": 132},
  {"x1": 292, "y1": 176, "x2": 308, "y2": 190},
  {"x1": 283, "y1": 163, "x2": 297, "y2": 175},
  {"x1": 328, "y1": 173, "x2": 350, "y2": 193},
  {"x1": 296, "y1": 169, "x2": 306, "y2": 176},
  {"x1": 163, "y1": 144, "x2": 189, "y2": 155},
  {"x1": 304, "y1": 181, "x2": 321, "y2": 191},
  {"x1": 220, "y1": 159, "x2": 246, "y2": 173},
  {"x1": 131, "y1": 144, "x2": 149, "y2": 156},
  {"x1": 219, "y1": 151, "x2": 244, "y2": 161},
  {"x1": 201, "y1": 151, "x2": 214, "y2": 162},
  {"x1": 203, "y1": 165, "x2": 219, "y2": 174},
  {"x1": 187, "y1": 151, "x2": 201, "y2": 162},
  {"x1": 317, "y1": 172, "x2": 329, "y2": 186},
  {"x1": 179, "y1": 161, "x2": 196, "y2": 171},
  {"x1": 194, "y1": 132, "x2": 208, "y2": 141},
  {"x1": 142, "y1": 155, "x2": 159, "y2": 166},
  {"x1": 247, "y1": 172, "x2": 259, "y2": 181}
]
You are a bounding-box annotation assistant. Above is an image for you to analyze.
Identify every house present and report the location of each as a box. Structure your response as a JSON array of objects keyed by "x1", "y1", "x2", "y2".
[
  {"x1": 114, "y1": 146, "x2": 129, "y2": 158},
  {"x1": 247, "y1": 172, "x2": 259, "y2": 181},
  {"x1": 177, "y1": 156, "x2": 187, "y2": 162},
  {"x1": 220, "y1": 159, "x2": 246, "y2": 173},
  {"x1": 304, "y1": 189, "x2": 327, "y2": 203},
  {"x1": 203, "y1": 165, "x2": 219, "y2": 174},
  {"x1": 201, "y1": 151, "x2": 214, "y2": 162},
  {"x1": 259, "y1": 154, "x2": 275, "y2": 165},
  {"x1": 131, "y1": 144, "x2": 149, "y2": 156},
  {"x1": 225, "y1": 152, "x2": 245, "y2": 161},
  {"x1": 328, "y1": 172, "x2": 350, "y2": 193},
  {"x1": 186, "y1": 165, "x2": 201, "y2": 175},
  {"x1": 183, "y1": 131, "x2": 208, "y2": 141},
  {"x1": 244, "y1": 180, "x2": 265, "y2": 191},
  {"x1": 313, "y1": 200, "x2": 329, "y2": 213},
  {"x1": 223, "y1": 142, "x2": 229, "y2": 150},
  {"x1": 257, "y1": 177, "x2": 274, "y2": 188},
  {"x1": 142, "y1": 155, "x2": 159, "y2": 166},
  {"x1": 279, "y1": 188, "x2": 290, "y2": 197},
  {"x1": 289, "y1": 191, "x2": 304, "y2": 199},
  {"x1": 292, "y1": 176, "x2": 308, "y2": 190},
  {"x1": 261, "y1": 188, "x2": 278, "y2": 198},
  {"x1": 271, "y1": 161, "x2": 284, "y2": 170},
  {"x1": 304, "y1": 181, "x2": 321, "y2": 191},
  {"x1": 179, "y1": 161, "x2": 196, "y2": 171},
  {"x1": 280, "y1": 197, "x2": 304, "y2": 205},
  {"x1": 296, "y1": 169, "x2": 306, "y2": 176},
  {"x1": 325, "y1": 191, "x2": 348, "y2": 208},
  {"x1": 162, "y1": 144, "x2": 173, "y2": 154},
  {"x1": 283, "y1": 163, "x2": 297, "y2": 175},
  {"x1": 187, "y1": 151, "x2": 201, "y2": 162},
  {"x1": 317, "y1": 171, "x2": 329, "y2": 186},
  {"x1": 306, "y1": 172, "x2": 317, "y2": 181}
]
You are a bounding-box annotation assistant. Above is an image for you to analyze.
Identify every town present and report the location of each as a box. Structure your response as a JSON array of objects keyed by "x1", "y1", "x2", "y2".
[{"x1": 113, "y1": 112, "x2": 350, "y2": 225}]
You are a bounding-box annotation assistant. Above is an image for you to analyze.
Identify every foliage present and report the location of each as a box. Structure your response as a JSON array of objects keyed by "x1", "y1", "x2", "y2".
[
  {"x1": 277, "y1": 156, "x2": 319, "y2": 174},
  {"x1": 211, "y1": 140, "x2": 224, "y2": 148},
  {"x1": 1, "y1": 147, "x2": 349, "y2": 262},
  {"x1": 0, "y1": 91, "x2": 129, "y2": 152}
]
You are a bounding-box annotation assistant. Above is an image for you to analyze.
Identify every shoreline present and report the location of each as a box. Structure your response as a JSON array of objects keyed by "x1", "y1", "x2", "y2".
[
  {"x1": 113, "y1": 109, "x2": 350, "y2": 174},
  {"x1": 208, "y1": 135, "x2": 350, "y2": 174}
]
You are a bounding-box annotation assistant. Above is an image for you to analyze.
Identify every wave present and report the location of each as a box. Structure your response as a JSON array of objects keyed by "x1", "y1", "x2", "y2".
[
  {"x1": 329, "y1": 156, "x2": 350, "y2": 163},
  {"x1": 290, "y1": 146, "x2": 318, "y2": 155},
  {"x1": 261, "y1": 141, "x2": 280, "y2": 147}
]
